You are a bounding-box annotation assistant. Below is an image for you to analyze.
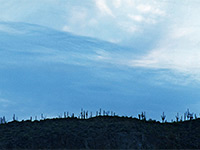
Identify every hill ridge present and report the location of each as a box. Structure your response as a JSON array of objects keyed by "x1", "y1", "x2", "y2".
[{"x1": 0, "y1": 115, "x2": 200, "y2": 149}]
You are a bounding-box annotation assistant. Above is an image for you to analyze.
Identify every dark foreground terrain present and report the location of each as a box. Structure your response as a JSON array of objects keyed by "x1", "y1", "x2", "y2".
[{"x1": 0, "y1": 116, "x2": 200, "y2": 149}]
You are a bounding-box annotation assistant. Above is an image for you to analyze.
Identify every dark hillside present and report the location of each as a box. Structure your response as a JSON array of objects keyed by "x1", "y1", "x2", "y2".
[{"x1": 0, "y1": 116, "x2": 200, "y2": 149}]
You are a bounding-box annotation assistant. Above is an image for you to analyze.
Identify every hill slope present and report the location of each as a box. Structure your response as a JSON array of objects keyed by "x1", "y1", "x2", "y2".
[{"x1": 0, "y1": 117, "x2": 200, "y2": 149}]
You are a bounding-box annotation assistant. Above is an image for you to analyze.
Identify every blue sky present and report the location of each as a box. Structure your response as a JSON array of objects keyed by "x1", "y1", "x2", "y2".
[{"x1": 0, "y1": 0, "x2": 200, "y2": 121}]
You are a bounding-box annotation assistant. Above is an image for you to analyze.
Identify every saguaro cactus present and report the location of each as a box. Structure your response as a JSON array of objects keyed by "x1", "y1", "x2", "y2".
[
  {"x1": 96, "y1": 111, "x2": 98, "y2": 117},
  {"x1": 106, "y1": 111, "x2": 110, "y2": 116},
  {"x1": 81, "y1": 111, "x2": 83, "y2": 119},
  {"x1": 138, "y1": 114, "x2": 141, "y2": 120},
  {"x1": 86, "y1": 111, "x2": 88, "y2": 119},
  {"x1": 185, "y1": 109, "x2": 193, "y2": 120},
  {"x1": 103, "y1": 110, "x2": 106, "y2": 116},
  {"x1": 184, "y1": 112, "x2": 186, "y2": 121},
  {"x1": 99, "y1": 108, "x2": 102, "y2": 116},
  {"x1": 161, "y1": 112, "x2": 166, "y2": 123},
  {"x1": 180, "y1": 116, "x2": 183, "y2": 122},
  {"x1": 71, "y1": 113, "x2": 74, "y2": 118},
  {"x1": 2, "y1": 116, "x2": 6, "y2": 123},
  {"x1": 13, "y1": 114, "x2": 16, "y2": 121},
  {"x1": 83, "y1": 111, "x2": 86, "y2": 119},
  {"x1": 195, "y1": 114, "x2": 197, "y2": 119},
  {"x1": 81, "y1": 109, "x2": 83, "y2": 119},
  {"x1": 41, "y1": 114, "x2": 44, "y2": 120},
  {"x1": 141, "y1": 112, "x2": 146, "y2": 120},
  {"x1": 175, "y1": 113, "x2": 179, "y2": 122},
  {"x1": 64, "y1": 112, "x2": 66, "y2": 118}
]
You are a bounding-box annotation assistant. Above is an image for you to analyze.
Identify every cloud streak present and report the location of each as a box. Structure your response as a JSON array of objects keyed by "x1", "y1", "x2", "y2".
[
  {"x1": 126, "y1": 1, "x2": 200, "y2": 82},
  {"x1": 1, "y1": 0, "x2": 200, "y2": 84},
  {"x1": 96, "y1": 0, "x2": 115, "y2": 17},
  {"x1": 0, "y1": 0, "x2": 168, "y2": 47}
]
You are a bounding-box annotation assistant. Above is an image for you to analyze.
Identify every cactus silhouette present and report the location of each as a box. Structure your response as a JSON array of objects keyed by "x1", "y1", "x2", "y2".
[
  {"x1": 13, "y1": 114, "x2": 16, "y2": 121},
  {"x1": 103, "y1": 110, "x2": 105, "y2": 116},
  {"x1": 180, "y1": 116, "x2": 183, "y2": 122},
  {"x1": 83, "y1": 111, "x2": 85, "y2": 119},
  {"x1": 41, "y1": 114, "x2": 44, "y2": 120},
  {"x1": 64, "y1": 112, "x2": 66, "y2": 118},
  {"x1": 96, "y1": 111, "x2": 98, "y2": 117},
  {"x1": 99, "y1": 108, "x2": 102, "y2": 116},
  {"x1": 161, "y1": 112, "x2": 166, "y2": 123},
  {"x1": 86, "y1": 111, "x2": 88, "y2": 119},
  {"x1": 186, "y1": 109, "x2": 193, "y2": 120},
  {"x1": 138, "y1": 114, "x2": 141, "y2": 120},
  {"x1": 141, "y1": 112, "x2": 146, "y2": 120},
  {"x1": 2, "y1": 108, "x2": 199, "y2": 124},
  {"x1": 175, "y1": 113, "x2": 179, "y2": 122},
  {"x1": 71, "y1": 113, "x2": 74, "y2": 118},
  {"x1": 195, "y1": 114, "x2": 197, "y2": 119}
]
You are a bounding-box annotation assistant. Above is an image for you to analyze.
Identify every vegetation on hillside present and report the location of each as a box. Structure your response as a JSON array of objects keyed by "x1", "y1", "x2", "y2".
[{"x1": 0, "y1": 109, "x2": 200, "y2": 149}]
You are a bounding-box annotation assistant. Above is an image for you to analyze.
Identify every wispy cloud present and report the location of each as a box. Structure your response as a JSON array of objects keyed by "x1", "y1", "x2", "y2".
[
  {"x1": 112, "y1": 0, "x2": 121, "y2": 8},
  {"x1": 0, "y1": 23, "x2": 24, "y2": 34},
  {"x1": 137, "y1": 4, "x2": 165, "y2": 16},
  {"x1": 0, "y1": 97, "x2": 12, "y2": 108},
  {"x1": 96, "y1": 0, "x2": 115, "y2": 17},
  {"x1": 128, "y1": 15, "x2": 144, "y2": 22},
  {"x1": 1, "y1": 0, "x2": 200, "y2": 85},
  {"x1": 0, "y1": 98, "x2": 10, "y2": 103},
  {"x1": 127, "y1": 1, "x2": 200, "y2": 82},
  {"x1": 0, "y1": 0, "x2": 167, "y2": 48}
]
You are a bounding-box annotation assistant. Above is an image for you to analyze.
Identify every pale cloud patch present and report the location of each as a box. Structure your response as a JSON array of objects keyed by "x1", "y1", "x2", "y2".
[
  {"x1": 118, "y1": 22, "x2": 138, "y2": 33},
  {"x1": 62, "y1": 7, "x2": 90, "y2": 34},
  {"x1": 60, "y1": 0, "x2": 167, "y2": 45},
  {"x1": 112, "y1": 0, "x2": 121, "y2": 8},
  {"x1": 170, "y1": 27, "x2": 196, "y2": 39},
  {"x1": 107, "y1": 38, "x2": 121, "y2": 43},
  {"x1": 153, "y1": 8, "x2": 166, "y2": 16},
  {"x1": 129, "y1": 47, "x2": 200, "y2": 82},
  {"x1": 0, "y1": 0, "x2": 167, "y2": 46},
  {"x1": 127, "y1": 14, "x2": 157, "y2": 24},
  {"x1": 137, "y1": 4, "x2": 165, "y2": 16},
  {"x1": 96, "y1": 0, "x2": 115, "y2": 17},
  {"x1": 137, "y1": 4, "x2": 152, "y2": 13},
  {"x1": 0, "y1": 24, "x2": 24, "y2": 34},
  {"x1": 121, "y1": 1, "x2": 200, "y2": 83},
  {"x1": 0, "y1": 98, "x2": 10, "y2": 103},
  {"x1": 88, "y1": 19, "x2": 98, "y2": 26},
  {"x1": 128, "y1": 14, "x2": 144, "y2": 22},
  {"x1": 62, "y1": 25, "x2": 71, "y2": 32},
  {"x1": 69, "y1": 7, "x2": 88, "y2": 24},
  {"x1": 0, "y1": 98, "x2": 11, "y2": 108},
  {"x1": 94, "y1": 50, "x2": 111, "y2": 61},
  {"x1": 125, "y1": 0, "x2": 135, "y2": 7}
]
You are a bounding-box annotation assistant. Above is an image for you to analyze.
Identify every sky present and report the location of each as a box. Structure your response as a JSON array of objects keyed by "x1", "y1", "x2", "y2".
[
  {"x1": 0, "y1": 0, "x2": 200, "y2": 121},
  {"x1": 1, "y1": 0, "x2": 200, "y2": 78}
]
